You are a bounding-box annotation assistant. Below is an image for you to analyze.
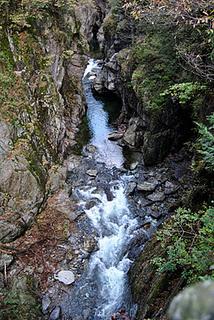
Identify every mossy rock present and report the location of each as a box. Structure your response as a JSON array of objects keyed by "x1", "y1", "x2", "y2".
[{"x1": 0, "y1": 275, "x2": 42, "y2": 320}]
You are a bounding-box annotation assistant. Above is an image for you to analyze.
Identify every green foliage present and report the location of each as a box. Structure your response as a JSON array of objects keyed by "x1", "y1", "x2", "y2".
[
  {"x1": 131, "y1": 29, "x2": 179, "y2": 110},
  {"x1": 160, "y1": 82, "x2": 207, "y2": 105},
  {"x1": 153, "y1": 207, "x2": 214, "y2": 283},
  {"x1": 195, "y1": 114, "x2": 214, "y2": 171}
]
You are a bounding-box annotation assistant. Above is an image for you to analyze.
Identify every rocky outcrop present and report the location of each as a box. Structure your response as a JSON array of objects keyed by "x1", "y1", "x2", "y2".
[
  {"x1": 129, "y1": 236, "x2": 184, "y2": 320},
  {"x1": 0, "y1": 0, "x2": 107, "y2": 317},
  {"x1": 168, "y1": 281, "x2": 214, "y2": 320},
  {"x1": 92, "y1": 5, "x2": 197, "y2": 166},
  {"x1": 0, "y1": 275, "x2": 41, "y2": 320}
]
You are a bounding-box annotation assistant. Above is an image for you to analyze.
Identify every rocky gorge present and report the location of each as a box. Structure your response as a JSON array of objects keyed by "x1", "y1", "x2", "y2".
[{"x1": 0, "y1": 1, "x2": 213, "y2": 320}]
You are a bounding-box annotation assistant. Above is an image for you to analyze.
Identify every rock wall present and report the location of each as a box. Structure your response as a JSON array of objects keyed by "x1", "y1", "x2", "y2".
[
  {"x1": 0, "y1": 0, "x2": 102, "y2": 241},
  {"x1": 92, "y1": 5, "x2": 213, "y2": 166},
  {"x1": 0, "y1": 1, "x2": 106, "y2": 317}
]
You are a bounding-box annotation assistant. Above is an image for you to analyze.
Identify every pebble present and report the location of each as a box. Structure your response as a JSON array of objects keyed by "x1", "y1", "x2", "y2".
[
  {"x1": 86, "y1": 169, "x2": 97, "y2": 177},
  {"x1": 54, "y1": 270, "x2": 75, "y2": 285}
]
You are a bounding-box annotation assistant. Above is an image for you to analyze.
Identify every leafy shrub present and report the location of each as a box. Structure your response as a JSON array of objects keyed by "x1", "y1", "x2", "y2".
[
  {"x1": 153, "y1": 206, "x2": 214, "y2": 283},
  {"x1": 195, "y1": 113, "x2": 214, "y2": 172},
  {"x1": 161, "y1": 82, "x2": 206, "y2": 105}
]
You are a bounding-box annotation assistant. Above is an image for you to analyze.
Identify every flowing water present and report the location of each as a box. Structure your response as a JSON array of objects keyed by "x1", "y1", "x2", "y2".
[
  {"x1": 79, "y1": 60, "x2": 138, "y2": 318},
  {"x1": 61, "y1": 60, "x2": 139, "y2": 319},
  {"x1": 83, "y1": 60, "x2": 124, "y2": 168}
]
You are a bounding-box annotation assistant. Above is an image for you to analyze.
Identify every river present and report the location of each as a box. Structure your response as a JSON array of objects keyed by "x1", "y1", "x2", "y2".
[
  {"x1": 79, "y1": 60, "x2": 138, "y2": 318},
  {"x1": 56, "y1": 59, "x2": 150, "y2": 319}
]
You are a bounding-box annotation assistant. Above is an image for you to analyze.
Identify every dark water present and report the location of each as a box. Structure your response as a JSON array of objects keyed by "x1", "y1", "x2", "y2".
[{"x1": 72, "y1": 62, "x2": 122, "y2": 162}]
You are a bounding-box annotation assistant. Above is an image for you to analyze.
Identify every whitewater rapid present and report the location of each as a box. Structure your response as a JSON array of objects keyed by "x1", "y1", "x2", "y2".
[{"x1": 78, "y1": 60, "x2": 138, "y2": 319}]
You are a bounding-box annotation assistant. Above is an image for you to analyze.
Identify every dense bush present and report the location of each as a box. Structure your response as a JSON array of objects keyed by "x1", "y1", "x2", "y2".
[
  {"x1": 153, "y1": 206, "x2": 214, "y2": 283},
  {"x1": 195, "y1": 113, "x2": 214, "y2": 172}
]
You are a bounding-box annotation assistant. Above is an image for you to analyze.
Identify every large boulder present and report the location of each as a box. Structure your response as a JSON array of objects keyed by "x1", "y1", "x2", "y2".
[{"x1": 168, "y1": 281, "x2": 214, "y2": 320}]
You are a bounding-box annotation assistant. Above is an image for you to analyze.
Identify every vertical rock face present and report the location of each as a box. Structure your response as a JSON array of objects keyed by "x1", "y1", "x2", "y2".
[
  {"x1": 92, "y1": 4, "x2": 213, "y2": 166},
  {"x1": 0, "y1": 0, "x2": 107, "y2": 240},
  {"x1": 0, "y1": 1, "x2": 107, "y2": 315}
]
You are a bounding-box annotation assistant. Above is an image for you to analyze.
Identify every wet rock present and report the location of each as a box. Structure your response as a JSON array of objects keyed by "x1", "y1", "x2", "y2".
[
  {"x1": 108, "y1": 132, "x2": 124, "y2": 141},
  {"x1": 0, "y1": 254, "x2": 14, "y2": 272},
  {"x1": 85, "y1": 198, "x2": 101, "y2": 210},
  {"x1": 130, "y1": 228, "x2": 149, "y2": 248},
  {"x1": 86, "y1": 144, "x2": 97, "y2": 154},
  {"x1": 130, "y1": 162, "x2": 139, "y2": 170},
  {"x1": 49, "y1": 306, "x2": 61, "y2": 320},
  {"x1": 104, "y1": 187, "x2": 114, "y2": 201},
  {"x1": 147, "y1": 192, "x2": 165, "y2": 202},
  {"x1": 137, "y1": 181, "x2": 158, "y2": 192},
  {"x1": 126, "y1": 182, "x2": 137, "y2": 195},
  {"x1": 54, "y1": 270, "x2": 75, "y2": 285},
  {"x1": 42, "y1": 295, "x2": 51, "y2": 314},
  {"x1": 86, "y1": 169, "x2": 97, "y2": 177},
  {"x1": 168, "y1": 281, "x2": 214, "y2": 320},
  {"x1": 112, "y1": 309, "x2": 131, "y2": 320}
]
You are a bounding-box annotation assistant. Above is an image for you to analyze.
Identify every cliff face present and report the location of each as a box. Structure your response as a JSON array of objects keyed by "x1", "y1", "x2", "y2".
[
  {"x1": 0, "y1": 0, "x2": 106, "y2": 243},
  {"x1": 93, "y1": 3, "x2": 213, "y2": 166},
  {"x1": 0, "y1": 1, "x2": 106, "y2": 317},
  {"x1": 91, "y1": 2, "x2": 214, "y2": 319}
]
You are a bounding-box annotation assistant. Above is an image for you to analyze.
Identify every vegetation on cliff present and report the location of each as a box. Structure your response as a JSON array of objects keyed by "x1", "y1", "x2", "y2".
[{"x1": 100, "y1": 1, "x2": 214, "y2": 318}]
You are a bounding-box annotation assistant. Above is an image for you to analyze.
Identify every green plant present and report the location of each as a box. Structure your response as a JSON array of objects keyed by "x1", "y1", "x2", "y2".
[
  {"x1": 195, "y1": 113, "x2": 214, "y2": 171},
  {"x1": 161, "y1": 82, "x2": 206, "y2": 105},
  {"x1": 153, "y1": 206, "x2": 214, "y2": 283}
]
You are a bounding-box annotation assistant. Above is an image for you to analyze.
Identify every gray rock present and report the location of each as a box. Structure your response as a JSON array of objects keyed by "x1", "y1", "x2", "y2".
[
  {"x1": 130, "y1": 162, "x2": 139, "y2": 170},
  {"x1": 85, "y1": 199, "x2": 101, "y2": 210},
  {"x1": 168, "y1": 281, "x2": 214, "y2": 320},
  {"x1": 0, "y1": 254, "x2": 14, "y2": 272},
  {"x1": 123, "y1": 117, "x2": 141, "y2": 147},
  {"x1": 150, "y1": 211, "x2": 162, "y2": 219},
  {"x1": 123, "y1": 128, "x2": 136, "y2": 147},
  {"x1": 49, "y1": 307, "x2": 61, "y2": 320},
  {"x1": 86, "y1": 169, "x2": 97, "y2": 177},
  {"x1": 0, "y1": 121, "x2": 11, "y2": 160},
  {"x1": 126, "y1": 182, "x2": 137, "y2": 195},
  {"x1": 54, "y1": 270, "x2": 75, "y2": 285},
  {"x1": 42, "y1": 295, "x2": 51, "y2": 314},
  {"x1": 0, "y1": 220, "x2": 23, "y2": 243},
  {"x1": 0, "y1": 272, "x2": 4, "y2": 288},
  {"x1": 108, "y1": 132, "x2": 124, "y2": 141},
  {"x1": 164, "y1": 181, "x2": 179, "y2": 195},
  {"x1": 137, "y1": 181, "x2": 158, "y2": 192},
  {"x1": 86, "y1": 144, "x2": 97, "y2": 154},
  {"x1": 147, "y1": 192, "x2": 165, "y2": 202}
]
